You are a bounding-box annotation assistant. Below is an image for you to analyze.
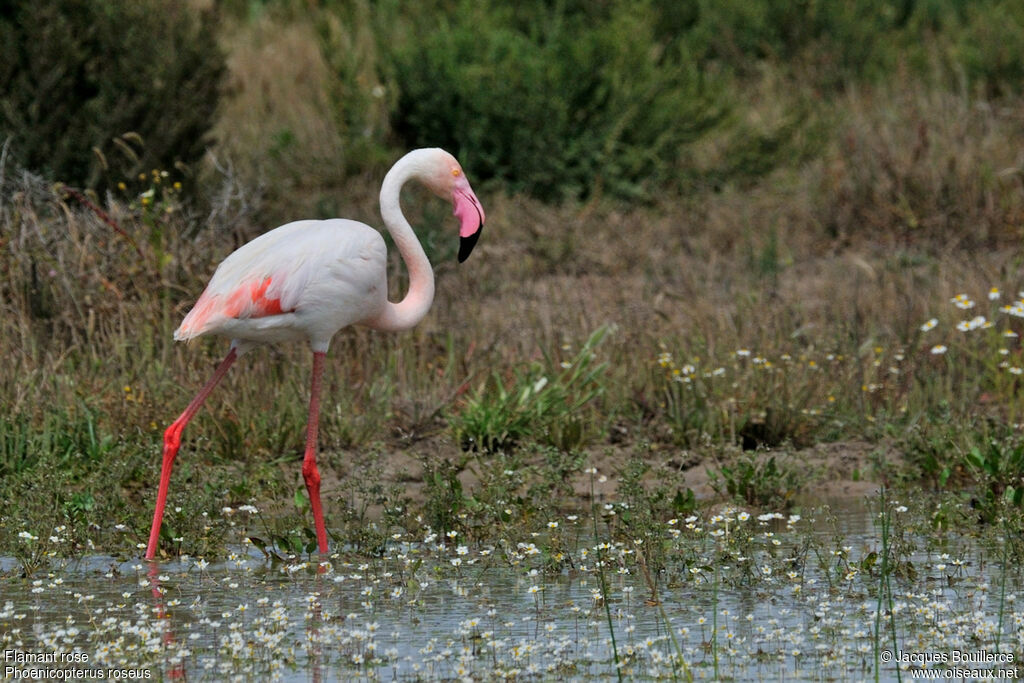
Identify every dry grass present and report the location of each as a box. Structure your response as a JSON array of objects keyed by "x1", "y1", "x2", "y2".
[
  {"x1": 212, "y1": 16, "x2": 347, "y2": 210},
  {"x1": 5, "y1": 72, "x2": 1024, "y2": 447},
  {"x1": 210, "y1": 9, "x2": 390, "y2": 224}
]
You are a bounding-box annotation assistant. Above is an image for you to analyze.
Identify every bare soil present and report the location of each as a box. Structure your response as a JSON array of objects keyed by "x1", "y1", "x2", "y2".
[{"x1": 303, "y1": 437, "x2": 900, "y2": 521}]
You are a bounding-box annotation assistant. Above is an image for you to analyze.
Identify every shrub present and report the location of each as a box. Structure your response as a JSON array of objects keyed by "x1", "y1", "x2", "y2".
[
  {"x1": 684, "y1": 0, "x2": 1024, "y2": 95},
  {"x1": 384, "y1": 1, "x2": 725, "y2": 201},
  {"x1": 0, "y1": 0, "x2": 225, "y2": 189}
]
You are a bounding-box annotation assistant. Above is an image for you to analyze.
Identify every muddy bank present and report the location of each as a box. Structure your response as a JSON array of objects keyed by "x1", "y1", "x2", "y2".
[{"x1": 295, "y1": 438, "x2": 900, "y2": 521}]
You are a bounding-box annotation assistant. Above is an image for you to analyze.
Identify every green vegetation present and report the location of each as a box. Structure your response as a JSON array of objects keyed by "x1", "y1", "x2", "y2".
[
  {"x1": 386, "y1": 2, "x2": 724, "y2": 201},
  {"x1": 0, "y1": 0, "x2": 224, "y2": 189},
  {"x1": 454, "y1": 326, "x2": 608, "y2": 453},
  {"x1": 3, "y1": 0, "x2": 1024, "y2": 563}
]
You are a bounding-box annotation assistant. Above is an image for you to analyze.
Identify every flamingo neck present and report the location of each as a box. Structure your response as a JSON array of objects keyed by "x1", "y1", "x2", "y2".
[{"x1": 369, "y1": 155, "x2": 436, "y2": 332}]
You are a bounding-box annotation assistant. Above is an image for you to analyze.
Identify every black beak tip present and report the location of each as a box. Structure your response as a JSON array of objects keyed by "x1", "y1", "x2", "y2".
[{"x1": 458, "y1": 224, "x2": 483, "y2": 263}]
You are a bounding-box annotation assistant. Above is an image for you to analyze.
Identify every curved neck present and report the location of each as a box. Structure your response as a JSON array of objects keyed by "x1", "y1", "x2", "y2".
[{"x1": 368, "y1": 156, "x2": 436, "y2": 332}]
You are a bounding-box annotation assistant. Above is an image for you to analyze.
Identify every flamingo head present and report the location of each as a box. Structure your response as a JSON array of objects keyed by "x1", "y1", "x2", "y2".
[{"x1": 422, "y1": 149, "x2": 486, "y2": 263}]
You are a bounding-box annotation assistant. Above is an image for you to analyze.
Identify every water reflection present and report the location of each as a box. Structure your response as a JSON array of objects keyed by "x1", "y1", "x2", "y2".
[{"x1": 147, "y1": 562, "x2": 185, "y2": 680}]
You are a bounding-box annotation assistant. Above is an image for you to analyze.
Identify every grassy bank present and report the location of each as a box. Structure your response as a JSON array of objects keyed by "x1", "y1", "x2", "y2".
[{"x1": 3, "y1": 1, "x2": 1024, "y2": 561}]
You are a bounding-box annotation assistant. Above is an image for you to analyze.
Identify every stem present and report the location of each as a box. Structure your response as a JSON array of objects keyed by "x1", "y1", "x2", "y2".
[
  {"x1": 873, "y1": 487, "x2": 902, "y2": 683},
  {"x1": 712, "y1": 564, "x2": 720, "y2": 680},
  {"x1": 996, "y1": 518, "x2": 1009, "y2": 651},
  {"x1": 590, "y1": 469, "x2": 622, "y2": 682},
  {"x1": 873, "y1": 488, "x2": 884, "y2": 683}
]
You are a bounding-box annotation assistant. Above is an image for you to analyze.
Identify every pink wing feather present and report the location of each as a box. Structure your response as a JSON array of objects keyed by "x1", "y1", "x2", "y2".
[
  {"x1": 173, "y1": 221, "x2": 322, "y2": 341},
  {"x1": 176, "y1": 276, "x2": 291, "y2": 338},
  {"x1": 173, "y1": 219, "x2": 387, "y2": 343}
]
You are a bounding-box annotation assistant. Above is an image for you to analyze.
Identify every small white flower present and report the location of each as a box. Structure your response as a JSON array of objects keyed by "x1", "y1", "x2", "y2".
[{"x1": 951, "y1": 294, "x2": 975, "y2": 309}]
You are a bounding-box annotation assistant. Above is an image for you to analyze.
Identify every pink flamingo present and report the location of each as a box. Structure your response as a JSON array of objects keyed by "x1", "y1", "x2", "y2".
[{"x1": 145, "y1": 148, "x2": 485, "y2": 559}]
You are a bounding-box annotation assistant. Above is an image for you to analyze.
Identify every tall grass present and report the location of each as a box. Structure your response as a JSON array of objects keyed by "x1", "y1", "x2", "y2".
[{"x1": 3, "y1": 1, "x2": 1024, "y2": 556}]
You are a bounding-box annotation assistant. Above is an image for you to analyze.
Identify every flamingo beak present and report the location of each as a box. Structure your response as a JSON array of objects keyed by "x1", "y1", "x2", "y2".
[{"x1": 453, "y1": 185, "x2": 485, "y2": 263}]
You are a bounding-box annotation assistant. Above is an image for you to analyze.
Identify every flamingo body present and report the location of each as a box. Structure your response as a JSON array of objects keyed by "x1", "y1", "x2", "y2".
[
  {"x1": 144, "y1": 148, "x2": 485, "y2": 560},
  {"x1": 175, "y1": 219, "x2": 389, "y2": 351}
]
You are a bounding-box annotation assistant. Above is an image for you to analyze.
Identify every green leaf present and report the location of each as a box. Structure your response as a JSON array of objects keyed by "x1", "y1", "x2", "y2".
[{"x1": 939, "y1": 466, "x2": 951, "y2": 488}]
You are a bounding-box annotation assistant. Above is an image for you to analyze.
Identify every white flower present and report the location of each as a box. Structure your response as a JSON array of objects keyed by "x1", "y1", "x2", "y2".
[
  {"x1": 1003, "y1": 302, "x2": 1024, "y2": 318},
  {"x1": 951, "y1": 294, "x2": 975, "y2": 309},
  {"x1": 920, "y1": 318, "x2": 938, "y2": 332},
  {"x1": 956, "y1": 316, "x2": 986, "y2": 332}
]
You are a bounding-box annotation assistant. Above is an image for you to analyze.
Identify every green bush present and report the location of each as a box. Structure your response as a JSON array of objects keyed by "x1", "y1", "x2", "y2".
[
  {"x1": 0, "y1": 0, "x2": 225, "y2": 188},
  {"x1": 684, "y1": 0, "x2": 1023, "y2": 93},
  {"x1": 954, "y1": 1, "x2": 1024, "y2": 96},
  {"x1": 299, "y1": 0, "x2": 1021, "y2": 203},
  {"x1": 385, "y1": 1, "x2": 725, "y2": 201}
]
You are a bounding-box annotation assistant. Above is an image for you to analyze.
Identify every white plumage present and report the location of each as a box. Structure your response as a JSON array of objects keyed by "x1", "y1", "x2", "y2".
[{"x1": 175, "y1": 219, "x2": 388, "y2": 352}]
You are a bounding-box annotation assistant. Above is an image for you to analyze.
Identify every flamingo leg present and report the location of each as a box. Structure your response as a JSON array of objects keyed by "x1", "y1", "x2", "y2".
[
  {"x1": 145, "y1": 347, "x2": 238, "y2": 560},
  {"x1": 302, "y1": 350, "x2": 330, "y2": 555}
]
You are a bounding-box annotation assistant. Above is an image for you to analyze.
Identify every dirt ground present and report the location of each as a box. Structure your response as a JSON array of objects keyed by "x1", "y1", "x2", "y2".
[{"x1": 305, "y1": 437, "x2": 898, "y2": 520}]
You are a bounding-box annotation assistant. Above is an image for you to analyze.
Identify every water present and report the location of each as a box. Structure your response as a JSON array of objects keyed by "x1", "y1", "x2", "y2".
[{"x1": 1, "y1": 501, "x2": 1022, "y2": 681}]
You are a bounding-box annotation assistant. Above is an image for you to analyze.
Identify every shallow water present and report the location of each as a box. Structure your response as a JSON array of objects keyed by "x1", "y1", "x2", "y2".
[{"x1": 2, "y1": 500, "x2": 1022, "y2": 681}]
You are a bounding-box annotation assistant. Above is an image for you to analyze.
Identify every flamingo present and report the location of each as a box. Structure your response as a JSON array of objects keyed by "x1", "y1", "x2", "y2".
[{"x1": 145, "y1": 148, "x2": 485, "y2": 560}]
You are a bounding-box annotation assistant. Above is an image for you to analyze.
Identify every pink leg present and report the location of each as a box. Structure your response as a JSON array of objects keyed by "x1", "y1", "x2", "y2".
[
  {"x1": 302, "y1": 350, "x2": 329, "y2": 555},
  {"x1": 145, "y1": 347, "x2": 238, "y2": 560}
]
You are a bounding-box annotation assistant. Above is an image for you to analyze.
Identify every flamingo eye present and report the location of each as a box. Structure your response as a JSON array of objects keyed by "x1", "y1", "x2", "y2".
[{"x1": 451, "y1": 168, "x2": 461, "y2": 177}]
